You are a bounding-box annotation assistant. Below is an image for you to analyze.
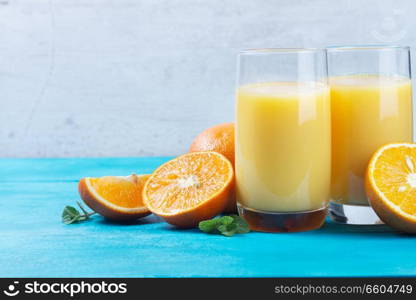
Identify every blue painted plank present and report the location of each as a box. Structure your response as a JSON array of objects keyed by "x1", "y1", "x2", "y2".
[{"x1": 1, "y1": 158, "x2": 416, "y2": 277}]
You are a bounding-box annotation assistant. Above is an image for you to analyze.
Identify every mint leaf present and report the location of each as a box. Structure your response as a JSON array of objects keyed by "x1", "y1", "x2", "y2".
[
  {"x1": 62, "y1": 203, "x2": 96, "y2": 224},
  {"x1": 62, "y1": 206, "x2": 81, "y2": 224},
  {"x1": 198, "y1": 219, "x2": 218, "y2": 233},
  {"x1": 198, "y1": 215, "x2": 250, "y2": 237},
  {"x1": 218, "y1": 223, "x2": 237, "y2": 236},
  {"x1": 218, "y1": 216, "x2": 234, "y2": 226},
  {"x1": 230, "y1": 215, "x2": 250, "y2": 234},
  {"x1": 199, "y1": 216, "x2": 232, "y2": 233}
]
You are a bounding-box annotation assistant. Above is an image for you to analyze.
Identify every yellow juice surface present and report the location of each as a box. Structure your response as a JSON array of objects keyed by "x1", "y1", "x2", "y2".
[
  {"x1": 330, "y1": 75, "x2": 413, "y2": 205},
  {"x1": 236, "y1": 82, "x2": 331, "y2": 212}
]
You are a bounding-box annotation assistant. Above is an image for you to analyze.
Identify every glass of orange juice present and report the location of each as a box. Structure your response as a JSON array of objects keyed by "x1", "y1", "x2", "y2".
[
  {"x1": 235, "y1": 48, "x2": 331, "y2": 232},
  {"x1": 327, "y1": 46, "x2": 413, "y2": 224}
]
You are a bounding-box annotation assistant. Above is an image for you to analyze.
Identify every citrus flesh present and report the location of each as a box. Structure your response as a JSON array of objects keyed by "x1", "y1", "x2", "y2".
[
  {"x1": 366, "y1": 143, "x2": 416, "y2": 233},
  {"x1": 189, "y1": 123, "x2": 236, "y2": 212},
  {"x1": 143, "y1": 151, "x2": 234, "y2": 227},
  {"x1": 79, "y1": 174, "x2": 151, "y2": 221}
]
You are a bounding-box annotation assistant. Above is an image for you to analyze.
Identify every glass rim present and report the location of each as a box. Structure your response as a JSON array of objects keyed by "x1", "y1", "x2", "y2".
[
  {"x1": 326, "y1": 45, "x2": 410, "y2": 52},
  {"x1": 239, "y1": 48, "x2": 326, "y2": 55}
]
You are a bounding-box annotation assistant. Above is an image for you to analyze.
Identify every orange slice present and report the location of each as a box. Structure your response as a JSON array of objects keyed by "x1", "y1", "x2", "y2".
[
  {"x1": 79, "y1": 174, "x2": 151, "y2": 221},
  {"x1": 143, "y1": 151, "x2": 234, "y2": 227},
  {"x1": 366, "y1": 143, "x2": 416, "y2": 233}
]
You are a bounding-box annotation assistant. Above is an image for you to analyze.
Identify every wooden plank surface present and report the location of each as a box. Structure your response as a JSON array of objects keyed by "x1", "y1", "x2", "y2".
[{"x1": 1, "y1": 158, "x2": 416, "y2": 277}]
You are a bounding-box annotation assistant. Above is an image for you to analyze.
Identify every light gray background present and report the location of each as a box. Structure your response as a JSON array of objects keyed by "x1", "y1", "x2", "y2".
[{"x1": 1, "y1": 0, "x2": 414, "y2": 157}]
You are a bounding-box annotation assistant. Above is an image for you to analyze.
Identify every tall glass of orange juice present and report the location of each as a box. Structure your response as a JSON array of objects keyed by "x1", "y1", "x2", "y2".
[
  {"x1": 327, "y1": 46, "x2": 413, "y2": 224},
  {"x1": 235, "y1": 49, "x2": 331, "y2": 232}
]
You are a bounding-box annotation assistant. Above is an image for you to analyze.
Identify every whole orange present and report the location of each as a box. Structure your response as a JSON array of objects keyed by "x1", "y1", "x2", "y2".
[
  {"x1": 189, "y1": 123, "x2": 236, "y2": 212},
  {"x1": 189, "y1": 123, "x2": 235, "y2": 166}
]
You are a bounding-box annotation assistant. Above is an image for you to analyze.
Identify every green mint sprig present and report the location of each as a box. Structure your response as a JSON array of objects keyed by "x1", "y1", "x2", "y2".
[
  {"x1": 62, "y1": 201, "x2": 96, "y2": 224},
  {"x1": 198, "y1": 215, "x2": 250, "y2": 237}
]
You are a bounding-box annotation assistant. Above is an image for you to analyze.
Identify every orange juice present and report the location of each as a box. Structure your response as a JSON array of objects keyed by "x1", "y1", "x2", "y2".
[
  {"x1": 235, "y1": 82, "x2": 331, "y2": 212},
  {"x1": 330, "y1": 75, "x2": 413, "y2": 205}
]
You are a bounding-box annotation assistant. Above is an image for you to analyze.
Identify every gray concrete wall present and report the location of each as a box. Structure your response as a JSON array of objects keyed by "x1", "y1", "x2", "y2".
[{"x1": 1, "y1": 0, "x2": 414, "y2": 157}]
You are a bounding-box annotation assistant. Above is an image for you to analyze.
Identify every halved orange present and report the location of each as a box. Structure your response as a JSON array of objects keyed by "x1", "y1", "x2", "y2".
[
  {"x1": 79, "y1": 174, "x2": 151, "y2": 221},
  {"x1": 366, "y1": 143, "x2": 416, "y2": 233},
  {"x1": 189, "y1": 123, "x2": 237, "y2": 213},
  {"x1": 143, "y1": 151, "x2": 234, "y2": 228}
]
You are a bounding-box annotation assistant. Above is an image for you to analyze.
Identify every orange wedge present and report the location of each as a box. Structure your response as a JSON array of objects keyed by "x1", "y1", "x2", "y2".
[
  {"x1": 143, "y1": 151, "x2": 234, "y2": 228},
  {"x1": 79, "y1": 174, "x2": 151, "y2": 221},
  {"x1": 366, "y1": 143, "x2": 416, "y2": 233}
]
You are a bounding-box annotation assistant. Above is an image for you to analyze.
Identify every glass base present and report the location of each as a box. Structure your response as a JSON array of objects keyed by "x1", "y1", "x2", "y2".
[
  {"x1": 329, "y1": 201, "x2": 383, "y2": 225},
  {"x1": 237, "y1": 204, "x2": 327, "y2": 233}
]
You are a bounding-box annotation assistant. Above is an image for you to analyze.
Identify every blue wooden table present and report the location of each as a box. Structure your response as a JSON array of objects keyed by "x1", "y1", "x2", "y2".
[{"x1": 1, "y1": 157, "x2": 416, "y2": 278}]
